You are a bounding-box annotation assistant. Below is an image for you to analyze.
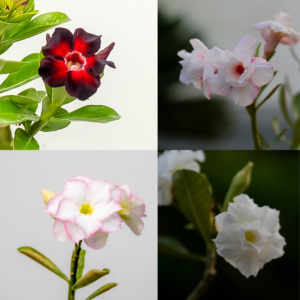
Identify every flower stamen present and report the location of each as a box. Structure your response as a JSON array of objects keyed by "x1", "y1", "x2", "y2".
[{"x1": 80, "y1": 203, "x2": 94, "y2": 215}]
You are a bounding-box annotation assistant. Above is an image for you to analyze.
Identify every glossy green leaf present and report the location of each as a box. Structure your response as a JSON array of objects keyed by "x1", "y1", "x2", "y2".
[
  {"x1": 292, "y1": 93, "x2": 300, "y2": 121},
  {"x1": 76, "y1": 250, "x2": 86, "y2": 281},
  {"x1": 13, "y1": 128, "x2": 39, "y2": 150},
  {"x1": 0, "y1": 20, "x2": 11, "y2": 36},
  {"x1": 0, "y1": 43, "x2": 12, "y2": 55},
  {"x1": 72, "y1": 269, "x2": 110, "y2": 290},
  {"x1": 279, "y1": 86, "x2": 294, "y2": 128},
  {"x1": 9, "y1": 11, "x2": 38, "y2": 23},
  {"x1": 291, "y1": 118, "x2": 300, "y2": 149},
  {"x1": 222, "y1": 162, "x2": 253, "y2": 212},
  {"x1": 271, "y1": 116, "x2": 291, "y2": 146},
  {"x1": 41, "y1": 108, "x2": 71, "y2": 132},
  {"x1": 52, "y1": 86, "x2": 76, "y2": 107},
  {"x1": 173, "y1": 170, "x2": 212, "y2": 244},
  {"x1": 0, "y1": 58, "x2": 29, "y2": 74},
  {"x1": 158, "y1": 235, "x2": 205, "y2": 262},
  {"x1": 256, "y1": 84, "x2": 281, "y2": 110},
  {"x1": 0, "y1": 53, "x2": 40, "y2": 94},
  {"x1": 85, "y1": 283, "x2": 118, "y2": 300},
  {"x1": 19, "y1": 88, "x2": 46, "y2": 102},
  {"x1": 0, "y1": 101, "x2": 38, "y2": 124},
  {"x1": 52, "y1": 105, "x2": 121, "y2": 123},
  {"x1": 3, "y1": 12, "x2": 70, "y2": 44},
  {"x1": 0, "y1": 94, "x2": 42, "y2": 105},
  {"x1": 18, "y1": 247, "x2": 69, "y2": 282}
]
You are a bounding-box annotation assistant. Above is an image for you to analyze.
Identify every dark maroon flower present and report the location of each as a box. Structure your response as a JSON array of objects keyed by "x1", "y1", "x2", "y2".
[{"x1": 39, "y1": 28, "x2": 115, "y2": 101}]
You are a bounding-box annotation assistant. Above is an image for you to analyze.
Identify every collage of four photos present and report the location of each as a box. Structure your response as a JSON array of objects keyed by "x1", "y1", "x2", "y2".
[{"x1": 0, "y1": 0, "x2": 299, "y2": 299}]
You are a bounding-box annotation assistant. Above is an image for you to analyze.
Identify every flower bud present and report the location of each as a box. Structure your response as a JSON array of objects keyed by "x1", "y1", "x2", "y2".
[{"x1": 40, "y1": 189, "x2": 55, "y2": 205}]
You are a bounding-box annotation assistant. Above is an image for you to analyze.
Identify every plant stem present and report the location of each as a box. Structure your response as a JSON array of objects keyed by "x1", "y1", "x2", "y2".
[
  {"x1": 27, "y1": 105, "x2": 59, "y2": 137},
  {"x1": 249, "y1": 104, "x2": 261, "y2": 150},
  {"x1": 0, "y1": 125, "x2": 13, "y2": 150},
  {"x1": 186, "y1": 243, "x2": 216, "y2": 300},
  {"x1": 68, "y1": 241, "x2": 82, "y2": 300}
]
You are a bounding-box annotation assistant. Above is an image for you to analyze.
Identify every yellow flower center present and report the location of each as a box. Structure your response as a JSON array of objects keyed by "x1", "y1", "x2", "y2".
[
  {"x1": 118, "y1": 199, "x2": 132, "y2": 216},
  {"x1": 80, "y1": 203, "x2": 94, "y2": 215},
  {"x1": 245, "y1": 231, "x2": 255, "y2": 243}
]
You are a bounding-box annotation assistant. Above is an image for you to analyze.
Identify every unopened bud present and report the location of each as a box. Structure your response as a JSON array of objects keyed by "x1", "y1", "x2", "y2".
[{"x1": 41, "y1": 189, "x2": 56, "y2": 206}]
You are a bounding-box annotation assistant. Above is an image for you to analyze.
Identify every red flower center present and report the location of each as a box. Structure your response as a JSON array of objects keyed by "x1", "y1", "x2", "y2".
[
  {"x1": 65, "y1": 51, "x2": 86, "y2": 71},
  {"x1": 236, "y1": 64, "x2": 245, "y2": 76}
]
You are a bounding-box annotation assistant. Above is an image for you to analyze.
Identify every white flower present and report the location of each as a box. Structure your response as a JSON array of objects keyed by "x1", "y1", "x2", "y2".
[
  {"x1": 213, "y1": 194, "x2": 286, "y2": 278},
  {"x1": 158, "y1": 150, "x2": 205, "y2": 206}
]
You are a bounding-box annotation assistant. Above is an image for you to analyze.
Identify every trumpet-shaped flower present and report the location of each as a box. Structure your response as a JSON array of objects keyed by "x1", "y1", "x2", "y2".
[
  {"x1": 46, "y1": 176, "x2": 122, "y2": 250},
  {"x1": 158, "y1": 150, "x2": 205, "y2": 206},
  {"x1": 117, "y1": 183, "x2": 146, "y2": 235},
  {"x1": 253, "y1": 12, "x2": 300, "y2": 58},
  {"x1": 39, "y1": 28, "x2": 116, "y2": 101},
  {"x1": 206, "y1": 35, "x2": 274, "y2": 106},
  {"x1": 213, "y1": 194, "x2": 286, "y2": 278}
]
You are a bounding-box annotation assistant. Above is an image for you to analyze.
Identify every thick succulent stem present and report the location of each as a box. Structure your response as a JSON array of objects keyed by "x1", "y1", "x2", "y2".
[{"x1": 68, "y1": 241, "x2": 82, "y2": 300}]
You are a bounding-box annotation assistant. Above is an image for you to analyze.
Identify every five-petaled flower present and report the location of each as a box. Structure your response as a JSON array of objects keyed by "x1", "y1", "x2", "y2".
[
  {"x1": 44, "y1": 175, "x2": 146, "y2": 250},
  {"x1": 253, "y1": 11, "x2": 300, "y2": 59},
  {"x1": 39, "y1": 28, "x2": 116, "y2": 101},
  {"x1": 213, "y1": 194, "x2": 286, "y2": 278}
]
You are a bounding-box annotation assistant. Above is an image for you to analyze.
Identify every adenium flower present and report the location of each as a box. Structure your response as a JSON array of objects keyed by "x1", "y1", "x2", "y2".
[
  {"x1": 207, "y1": 35, "x2": 274, "y2": 106},
  {"x1": 46, "y1": 175, "x2": 122, "y2": 250},
  {"x1": 253, "y1": 12, "x2": 300, "y2": 58},
  {"x1": 39, "y1": 28, "x2": 116, "y2": 101},
  {"x1": 158, "y1": 150, "x2": 205, "y2": 206},
  {"x1": 213, "y1": 194, "x2": 286, "y2": 278}
]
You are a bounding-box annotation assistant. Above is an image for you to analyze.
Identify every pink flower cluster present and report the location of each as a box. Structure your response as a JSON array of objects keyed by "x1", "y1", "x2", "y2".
[
  {"x1": 46, "y1": 176, "x2": 146, "y2": 250},
  {"x1": 178, "y1": 35, "x2": 274, "y2": 107}
]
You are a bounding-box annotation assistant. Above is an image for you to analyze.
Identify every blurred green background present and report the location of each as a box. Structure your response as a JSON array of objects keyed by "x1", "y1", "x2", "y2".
[{"x1": 158, "y1": 151, "x2": 299, "y2": 300}]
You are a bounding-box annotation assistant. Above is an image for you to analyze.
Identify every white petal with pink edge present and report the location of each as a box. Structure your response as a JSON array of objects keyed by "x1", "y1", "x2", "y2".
[
  {"x1": 46, "y1": 194, "x2": 64, "y2": 217},
  {"x1": 63, "y1": 179, "x2": 89, "y2": 206},
  {"x1": 93, "y1": 200, "x2": 122, "y2": 220},
  {"x1": 88, "y1": 180, "x2": 111, "y2": 206},
  {"x1": 123, "y1": 213, "x2": 144, "y2": 236},
  {"x1": 231, "y1": 84, "x2": 260, "y2": 107},
  {"x1": 130, "y1": 195, "x2": 146, "y2": 217},
  {"x1": 101, "y1": 213, "x2": 122, "y2": 233},
  {"x1": 74, "y1": 214, "x2": 102, "y2": 237},
  {"x1": 53, "y1": 220, "x2": 70, "y2": 242},
  {"x1": 84, "y1": 231, "x2": 109, "y2": 250},
  {"x1": 190, "y1": 39, "x2": 209, "y2": 56},
  {"x1": 70, "y1": 175, "x2": 92, "y2": 183},
  {"x1": 65, "y1": 221, "x2": 87, "y2": 243},
  {"x1": 233, "y1": 34, "x2": 257, "y2": 57},
  {"x1": 55, "y1": 199, "x2": 80, "y2": 222},
  {"x1": 110, "y1": 183, "x2": 121, "y2": 201},
  {"x1": 119, "y1": 183, "x2": 131, "y2": 197},
  {"x1": 250, "y1": 58, "x2": 274, "y2": 86}
]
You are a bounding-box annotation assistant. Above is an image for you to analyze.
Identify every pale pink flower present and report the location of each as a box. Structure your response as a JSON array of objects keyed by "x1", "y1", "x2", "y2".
[
  {"x1": 253, "y1": 12, "x2": 300, "y2": 58},
  {"x1": 46, "y1": 176, "x2": 122, "y2": 250},
  {"x1": 206, "y1": 35, "x2": 274, "y2": 106}
]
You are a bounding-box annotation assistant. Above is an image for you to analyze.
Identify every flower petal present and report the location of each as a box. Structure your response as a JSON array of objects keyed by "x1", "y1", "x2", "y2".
[
  {"x1": 214, "y1": 212, "x2": 227, "y2": 233},
  {"x1": 84, "y1": 230, "x2": 108, "y2": 250},
  {"x1": 230, "y1": 84, "x2": 260, "y2": 107},
  {"x1": 46, "y1": 194, "x2": 64, "y2": 217},
  {"x1": 225, "y1": 202, "x2": 257, "y2": 226},
  {"x1": 38, "y1": 56, "x2": 68, "y2": 87},
  {"x1": 93, "y1": 200, "x2": 122, "y2": 220},
  {"x1": 122, "y1": 212, "x2": 144, "y2": 235},
  {"x1": 63, "y1": 179, "x2": 89, "y2": 206},
  {"x1": 88, "y1": 180, "x2": 111, "y2": 207},
  {"x1": 96, "y1": 42, "x2": 115, "y2": 60},
  {"x1": 255, "y1": 206, "x2": 279, "y2": 234},
  {"x1": 74, "y1": 214, "x2": 102, "y2": 238},
  {"x1": 74, "y1": 28, "x2": 101, "y2": 57},
  {"x1": 190, "y1": 39, "x2": 209, "y2": 56},
  {"x1": 250, "y1": 58, "x2": 274, "y2": 87},
  {"x1": 85, "y1": 55, "x2": 109, "y2": 76},
  {"x1": 101, "y1": 213, "x2": 122, "y2": 233},
  {"x1": 42, "y1": 28, "x2": 73, "y2": 58},
  {"x1": 206, "y1": 72, "x2": 231, "y2": 97},
  {"x1": 110, "y1": 183, "x2": 121, "y2": 202},
  {"x1": 53, "y1": 220, "x2": 70, "y2": 242},
  {"x1": 65, "y1": 70, "x2": 100, "y2": 101},
  {"x1": 233, "y1": 194, "x2": 256, "y2": 208},
  {"x1": 55, "y1": 199, "x2": 80, "y2": 222},
  {"x1": 65, "y1": 221, "x2": 87, "y2": 243},
  {"x1": 119, "y1": 183, "x2": 131, "y2": 197},
  {"x1": 130, "y1": 195, "x2": 146, "y2": 217},
  {"x1": 233, "y1": 34, "x2": 257, "y2": 58}
]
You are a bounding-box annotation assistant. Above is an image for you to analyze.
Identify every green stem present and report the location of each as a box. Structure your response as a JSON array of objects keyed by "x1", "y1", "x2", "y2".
[
  {"x1": 0, "y1": 125, "x2": 13, "y2": 150},
  {"x1": 68, "y1": 241, "x2": 82, "y2": 300},
  {"x1": 186, "y1": 243, "x2": 216, "y2": 300},
  {"x1": 249, "y1": 104, "x2": 261, "y2": 150},
  {"x1": 27, "y1": 105, "x2": 59, "y2": 137}
]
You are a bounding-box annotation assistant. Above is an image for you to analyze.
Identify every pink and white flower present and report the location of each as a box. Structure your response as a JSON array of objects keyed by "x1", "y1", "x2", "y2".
[
  {"x1": 46, "y1": 176, "x2": 122, "y2": 250},
  {"x1": 253, "y1": 12, "x2": 300, "y2": 58},
  {"x1": 206, "y1": 35, "x2": 274, "y2": 106}
]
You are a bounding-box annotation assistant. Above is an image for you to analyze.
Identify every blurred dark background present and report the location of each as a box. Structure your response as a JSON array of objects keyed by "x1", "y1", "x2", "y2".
[
  {"x1": 158, "y1": 2, "x2": 300, "y2": 149},
  {"x1": 158, "y1": 151, "x2": 299, "y2": 299}
]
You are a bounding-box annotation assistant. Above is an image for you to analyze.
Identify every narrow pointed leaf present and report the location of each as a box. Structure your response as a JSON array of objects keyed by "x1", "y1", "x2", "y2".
[
  {"x1": 51, "y1": 105, "x2": 121, "y2": 123},
  {"x1": 158, "y1": 235, "x2": 205, "y2": 262},
  {"x1": 0, "y1": 101, "x2": 38, "y2": 124},
  {"x1": 3, "y1": 13, "x2": 70, "y2": 44},
  {"x1": 173, "y1": 170, "x2": 213, "y2": 244},
  {"x1": 291, "y1": 118, "x2": 300, "y2": 149},
  {"x1": 268, "y1": 127, "x2": 288, "y2": 150},
  {"x1": 85, "y1": 283, "x2": 118, "y2": 300},
  {"x1": 9, "y1": 11, "x2": 38, "y2": 23},
  {"x1": 271, "y1": 116, "x2": 292, "y2": 146},
  {"x1": 254, "y1": 43, "x2": 261, "y2": 57},
  {"x1": 0, "y1": 58, "x2": 29, "y2": 74},
  {"x1": 72, "y1": 269, "x2": 110, "y2": 290},
  {"x1": 259, "y1": 133, "x2": 270, "y2": 149},
  {"x1": 292, "y1": 93, "x2": 300, "y2": 121},
  {"x1": 256, "y1": 84, "x2": 281, "y2": 110},
  {"x1": 76, "y1": 250, "x2": 86, "y2": 281},
  {"x1": 13, "y1": 128, "x2": 39, "y2": 150},
  {"x1": 41, "y1": 108, "x2": 71, "y2": 132},
  {"x1": 18, "y1": 247, "x2": 69, "y2": 282},
  {"x1": 0, "y1": 53, "x2": 40, "y2": 94},
  {"x1": 279, "y1": 86, "x2": 294, "y2": 128}
]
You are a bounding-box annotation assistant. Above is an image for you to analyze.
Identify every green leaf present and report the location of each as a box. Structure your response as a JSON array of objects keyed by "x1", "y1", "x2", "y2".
[
  {"x1": 0, "y1": 43, "x2": 12, "y2": 55},
  {"x1": 0, "y1": 94, "x2": 43, "y2": 105},
  {"x1": 0, "y1": 53, "x2": 40, "y2": 94},
  {"x1": 291, "y1": 118, "x2": 300, "y2": 149},
  {"x1": 18, "y1": 247, "x2": 69, "y2": 282},
  {"x1": 52, "y1": 86, "x2": 76, "y2": 106},
  {"x1": 279, "y1": 85, "x2": 294, "y2": 128},
  {"x1": 51, "y1": 105, "x2": 121, "y2": 123},
  {"x1": 268, "y1": 127, "x2": 288, "y2": 150},
  {"x1": 19, "y1": 88, "x2": 46, "y2": 102},
  {"x1": 41, "y1": 108, "x2": 71, "y2": 132},
  {"x1": 72, "y1": 269, "x2": 110, "y2": 290},
  {"x1": 76, "y1": 250, "x2": 86, "y2": 281},
  {"x1": 173, "y1": 170, "x2": 213, "y2": 244},
  {"x1": 271, "y1": 116, "x2": 292, "y2": 146},
  {"x1": 292, "y1": 93, "x2": 300, "y2": 121},
  {"x1": 256, "y1": 84, "x2": 281, "y2": 110},
  {"x1": 3, "y1": 12, "x2": 70, "y2": 44},
  {"x1": 85, "y1": 283, "x2": 118, "y2": 300},
  {"x1": 0, "y1": 58, "x2": 29, "y2": 74},
  {"x1": 13, "y1": 128, "x2": 39, "y2": 150},
  {"x1": 222, "y1": 162, "x2": 253, "y2": 212},
  {"x1": 158, "y1": 235, "x2": 205, "y2": 262},
  {"x1": 9, "y1": 11, "x2": 38, "y2": 23},
  {"x1": 0, "y1": 101, "x2": 38, "y2": 124},
  {"x1": 254, "y1": 43, "x2": 261, "y2": 57}
]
